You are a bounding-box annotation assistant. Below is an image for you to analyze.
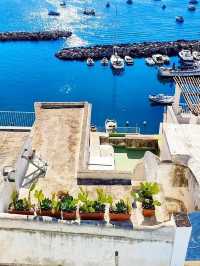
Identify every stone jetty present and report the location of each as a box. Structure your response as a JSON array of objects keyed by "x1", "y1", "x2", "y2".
[
  {"x1": 55, "y1": 40, "x2": 200, "y2": 60},
  {"x1": 0, "y1": 30, "x2": 72, "y2": 41}
]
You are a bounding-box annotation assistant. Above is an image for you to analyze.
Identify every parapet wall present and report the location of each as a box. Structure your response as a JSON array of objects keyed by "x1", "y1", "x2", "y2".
[{"x1": 0, "y1": 216, "x2": 175, "y2": 266}]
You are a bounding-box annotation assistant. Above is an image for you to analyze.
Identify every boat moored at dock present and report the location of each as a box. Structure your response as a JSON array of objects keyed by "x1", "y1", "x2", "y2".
[
  {"x1": 158, "y1": 63, "x2": 200, "y2": 78},
  {"x1": 178, "y1": 49, "x2": 194, "y2": 64},
  {"x1": 149, "y1": 94, "x2": 174, "y2": 104},
  {"x1": 193, "y1": 51, "x2": 200, "y2": 60},
  {"x1": 101, "y1": 57, "x2": 109, "y2": 65},
  {"x1": 145, "y1": 57, "x2": 155, "y2": 66},
  {"x1": 152, "y1": 54, "x2": 165, "y2": 65},
  {"x1": 87, "y1": 58, "x2": 95, "y2": 66},
  {"x1": 105, "y1": 119, "x2": 117, "y2": 133}
]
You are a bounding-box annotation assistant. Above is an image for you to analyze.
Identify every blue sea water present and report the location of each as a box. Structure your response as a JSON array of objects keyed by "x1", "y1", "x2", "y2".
[{"x1": 0, "y1": 0, "x2": 199, "y2": 133}]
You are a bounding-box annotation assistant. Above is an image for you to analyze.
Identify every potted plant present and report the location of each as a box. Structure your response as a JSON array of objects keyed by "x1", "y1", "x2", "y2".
[
  {"x1": 59, "y1": 192, "x2": 77, "y2": 220},
  {"x1": 78, "y1": 188, "x2": 112, "y2": 220},
  {"x1": 132, "y1": 182, "x2": 161, "y2": 217},
  {"x1": 34, "y1": 189, "x2": 52, "y2": 217},
  {"x1": 8, "y1": 190, "x2": 34, "y2": 215},
  {"x1": 109, "y1": 198, "x2": 131, "y2": 222}
]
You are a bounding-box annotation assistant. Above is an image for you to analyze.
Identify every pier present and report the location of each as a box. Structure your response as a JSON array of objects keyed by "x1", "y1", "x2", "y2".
[
  {"x1": 0, "y1": 30, "x2": 72, "y2": 41},
  {"x1": 55, "y1": 40, "x2": 200, "y2": 60}
]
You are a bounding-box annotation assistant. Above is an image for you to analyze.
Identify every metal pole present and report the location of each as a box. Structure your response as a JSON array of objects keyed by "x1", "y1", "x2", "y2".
[{"x1": 115, "y1": 251, "x2": 119, "y2": 266}]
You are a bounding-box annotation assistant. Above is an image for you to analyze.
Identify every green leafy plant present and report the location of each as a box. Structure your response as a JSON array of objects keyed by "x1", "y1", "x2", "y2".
[
  {"x1": 40, "y1": 198, "x2": 52, "y2": 211},
  {"x1": 27, "y1": 182, "x2": 36, "y2": 209},
  {"x1": 110, "y1": 198, "x2": 131, "y2": 214},
  {"x1": 60, "y1": 194, "x2": 77, "y2": 212},
  {"x1": 51, "y1": 193, "x2": 60, "y2": 213},
  {"x1": 9, "y1": 190, "x2": 29, "y2": 211},
  {"x1": 132, "y1": 182, "x2": 161, "y2": 210},
  {"x1": 78, "y1": 188, "x2": 95, "y2": 213},
  {"x1": 34, "y1": 189, "x2": 45, "y2": 210}
]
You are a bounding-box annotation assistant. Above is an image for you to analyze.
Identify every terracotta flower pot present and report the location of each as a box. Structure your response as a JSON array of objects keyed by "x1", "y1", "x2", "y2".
[
  {"x1": 8, "y1": 210, "x2": 34, "y2": 216},
  {"x1": 142, "y1": 208, "x2": 155, "y2": 218},
  {"x1": 36, "y1": 210, "x2": 61, "y2": 218},
  {"x1": 109, "y1": 212, "x2": 131, "y2": 222},
  {"x1": 62, "y1": 211, "x2": 76, "y2": 220},
  {"x1": 79, "y1": 212, "x2": 104, "y2": 220}
]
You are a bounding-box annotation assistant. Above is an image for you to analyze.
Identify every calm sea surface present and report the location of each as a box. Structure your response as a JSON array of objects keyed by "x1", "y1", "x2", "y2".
[{"x1": 0, "y1": 0, "x2": 199, "y2": 133}]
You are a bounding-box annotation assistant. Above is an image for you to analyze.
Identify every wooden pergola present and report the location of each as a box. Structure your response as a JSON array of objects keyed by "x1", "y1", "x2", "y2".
[{"x1": 174, "y1": 76, "x2": 200, "y2": 116}]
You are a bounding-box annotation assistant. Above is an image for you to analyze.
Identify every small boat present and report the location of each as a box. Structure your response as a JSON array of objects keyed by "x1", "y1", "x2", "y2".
[
  {"x1": 106, "y1": 2, "x2": 110, "y2": 8},
  {"x1": 48, "y1": 10, "x2": 60, "y2": 16},
  {"x1": 158, "y1": 64, "x2": 200, "y2": 77},
  {"x1": 188, "y1": 4, "x2": 196, "y2": 11},
  {"x1": 162, "y1": 55, "x2": 170, "y2": 64},
  {"x1": 110, "y1": 54, "x2": 125, "y2": 69},
  {"x1": 145, "y1": 57, "x2": 155, "y2": 66},
  {"x1": 124, "y1": 55, "x2": 134, "y2": 65},
  {"x1": 149, "y1": 94, "x2": 174, "y2": 105},
  {"x1": 87, "y1": 58, "x2": 95, "y2": 66},
  {"x1": 189, "y1": 0, "x2": 198, "y2": 4},
  {"x1": 152, "y1": 54, "x2": 165, "y2": 65},
  {"x1": 176, "y1": 16, "x2": 184, "y2": 23},
  {"x1": 101, "y1": 57, "x2": 109, "y2": 66},
  {"x1": 178, "y1": 50, "x2": 194, "y2": 64},
  {"x1": 83, "y1": 9, "x2": 95, "y2": 16},
  {"x1": 105, "y1": 119, "x2": 117, "y2": 133},
  {"x1": 60, "y1": 1, "x2": 66, "y2": 7},
  {"x1": 193, "y1": 51, "x2": 200, "y2": 60},
  {"x1": 126, "y1": 0, "x2": 133, "y2": 4}
]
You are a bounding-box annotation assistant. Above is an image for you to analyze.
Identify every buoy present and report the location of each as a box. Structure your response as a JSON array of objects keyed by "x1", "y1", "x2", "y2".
[
  {"x1": 162, "y1": 4, "x2": 166, "y2": 9},
  {"x1": 143, "y1": 121, "x2": 147, "y2": 126},
  {"x1": 106, "y1": 2, "x2": 110, "y2": 8}
]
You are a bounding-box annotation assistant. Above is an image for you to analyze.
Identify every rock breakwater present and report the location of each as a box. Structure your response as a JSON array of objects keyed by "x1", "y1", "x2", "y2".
[
  {"x1": 0, "y1": 31, "x2": 72, "y2": 41},
  {"x1": 55, "y1": 40, "x2": 200, "y2": 60}
]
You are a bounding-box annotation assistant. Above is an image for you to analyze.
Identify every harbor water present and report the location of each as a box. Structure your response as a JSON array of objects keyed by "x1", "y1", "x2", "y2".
[{"x1": 0, "y1": 0, "x2": 199, "y2": 133}]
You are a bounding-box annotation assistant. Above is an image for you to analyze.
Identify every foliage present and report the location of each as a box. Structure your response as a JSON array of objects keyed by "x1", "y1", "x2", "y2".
[
  {"x1": 132, "y1": 182, "x2": 161, "y2": 209},
  {"x1": 110, "y1": 199, "x2": 131, "y2": 214},
  {"x1": 9, "y1": 190, "x2": 29, "y2": 211},
  {"x1": 109, "y1": 133, "x2": 125, "y2": 138},
  {"x1": 40, "y1": 198, "x2": 52, "y2": 211},
  {"x1": 59, "y1": 193, "x2": 77, "y2": 212},
  {"x1": 34, "y1": 189, "x2": 45, "y2": 209},
  {"x1": 27, "y1": 182, "x2": 36, "y2": 209},
  {"x1": 51, "y1": 193, "x2": 60, "y2": 212},
  {"x1": 78, "y1": 188, "x2": 113, "y2": 213}
]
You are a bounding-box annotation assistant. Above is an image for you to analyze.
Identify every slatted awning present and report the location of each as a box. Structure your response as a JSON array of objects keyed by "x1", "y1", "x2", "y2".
[{"x1": 174, "y1": 76, "x2": 200, "y2": 116}]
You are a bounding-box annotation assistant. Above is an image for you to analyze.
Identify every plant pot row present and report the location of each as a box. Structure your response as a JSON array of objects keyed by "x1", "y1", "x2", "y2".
[{"x1": 8, "y1": 209, "x2": 131, "y2": 221}]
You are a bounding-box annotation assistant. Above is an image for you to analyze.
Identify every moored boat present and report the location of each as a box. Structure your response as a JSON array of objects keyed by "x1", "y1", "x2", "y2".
[
  {"x1": 60, "y1": 1, "x2": 66, "y2": 7},
  {"x1": 178, "y1": 50, "x2": 194, "y2": 64},
  {"x1": 189, "y1": 0, "x2": 198, "y2": 4},
  {"x1": 152, "y1": 54, "x2": 165, "y2": 65},
  {"x1": 48, "y1": 10, "x2": 60, "y2": 16},
  {"x1": 83, "y1": 9, "x2": 95, "y2": 16},
  {"x1": 124, "y1": 55, "x2": 134, "y2": 65},
  {"x1": 158, "y1": 64, "x2": 200, "y2": 78},
  {"x1": 105, "y1": 119, "x2": 117, "y2": 133},
  {"x1": 87, "y1": 58, "x2": 95, "y2": 66},
  {"x1": 149, "y1": 94, "x2": 174, "y2": 105},
  {"x1": 145, "y1": 57, "x2": 155, "y2": 66},
  {"x1": 188, "y1": 4, "x2": 196, "y2": 11},
  {"x1": 162, "y1": 55, "x2": 170, "y2": 64},
  {"x1": 101, "y1": 57, "x2": 109, "y2": 66}
]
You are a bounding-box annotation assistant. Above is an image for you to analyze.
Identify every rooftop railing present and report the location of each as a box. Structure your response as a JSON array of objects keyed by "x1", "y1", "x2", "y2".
[
  {"x1": 0, "y1": 111, "x2": 35, "y2": 127},
  {"x1": 97, "y1": 126, "x2": 140, "y2": 134}
]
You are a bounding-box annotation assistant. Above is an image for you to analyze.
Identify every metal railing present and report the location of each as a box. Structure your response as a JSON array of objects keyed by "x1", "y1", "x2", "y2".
[
  {"x1": 97, "y1": 126, "x2": 140, "y2": 134},
  {"x1": 0, "y1": 111, "x2": 35, "y2": 127}
]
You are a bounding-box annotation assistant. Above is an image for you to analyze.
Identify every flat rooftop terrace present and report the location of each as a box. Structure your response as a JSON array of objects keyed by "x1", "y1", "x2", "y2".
[{"x1": 29, "y1": 102, "x2": 91, "y2": 195}]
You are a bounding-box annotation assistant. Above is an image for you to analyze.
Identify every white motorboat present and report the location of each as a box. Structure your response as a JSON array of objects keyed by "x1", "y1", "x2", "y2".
[
  {"x1": 178, "y1": 50, "x2": 194, "y2": 64},
  {"x1": 152, "y1": 54, "x2": 165, "y2": 65},
  {"x1": 124, "y1": 55, "x2": 134, "y2": 65},
  {"x1": 145, "y1": 57, "x2": 155, "y2": 66},
  {"x1": 105, "y1": 119, "x2": 117, "y2": 133},
  {"x1": 193, "y1": 51, "x2": 200, "y2": 61},
  {"x1": 149, "y1": 94, "x2": 174, "y2": 104},
  {"x1": 188, "y1": 4, "x2": 196, "y2": 11},
  {"x1": 110, "y1": 53, "x2": 125, "y2": 70},
  {"x1": 101, "y1": 57, "x2": 109, "y2": 66},
  {"x1": 87, "y1": 58, "x2": 95, "y2": 66},
  {"x1": 158, "y1": 64, "x2": 200, "y2": 77},
  {"x1": 60, "y1": 1, "x2": 66, "y2": 7}
]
